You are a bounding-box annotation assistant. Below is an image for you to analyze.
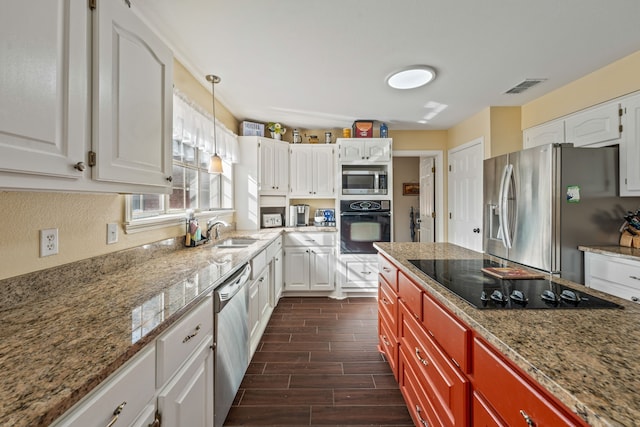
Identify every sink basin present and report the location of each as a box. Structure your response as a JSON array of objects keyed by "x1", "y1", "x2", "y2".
[{"x1": 213, "y1": 237, "x2": 259, "y2": 249}]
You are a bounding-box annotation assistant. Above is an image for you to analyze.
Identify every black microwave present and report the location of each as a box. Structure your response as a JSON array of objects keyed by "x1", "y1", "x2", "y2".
[{"x1": 341, "y1": 166, "x2": 388, "y2": 195}]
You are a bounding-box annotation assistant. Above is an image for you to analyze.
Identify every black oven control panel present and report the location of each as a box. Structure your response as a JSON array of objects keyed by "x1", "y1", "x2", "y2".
[{"x1": 341, "y1": 200, "x2": 391, "y2": 212}]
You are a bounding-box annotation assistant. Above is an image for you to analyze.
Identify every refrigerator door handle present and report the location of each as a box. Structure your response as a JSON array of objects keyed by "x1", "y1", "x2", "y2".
[{"x1": 498, "y1": 164, "x2": 514, "y2": 249}]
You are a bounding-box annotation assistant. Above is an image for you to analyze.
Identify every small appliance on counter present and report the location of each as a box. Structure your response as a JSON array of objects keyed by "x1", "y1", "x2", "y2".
[
  {"x1": 289, "y1": 204, "x2": 309, "y2": 226},
  {"x1": 314, "y1": 209, "x2": 336, "y2": 227},
  {"x1": 261, "y1": 213, "x2": 282, "y2": 228}
]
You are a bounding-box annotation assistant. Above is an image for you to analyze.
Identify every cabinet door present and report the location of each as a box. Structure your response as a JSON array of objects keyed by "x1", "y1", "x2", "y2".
[
  {"x1": 0, "y1": 0, "x2": 87, "y2": 180},
  {"x1": 621, "y1": 93, "x2": 640, "y2": 196},
  {"x1": 158, "y1": 337, "x2": 214, "y2": 427},
  {"x1": 365, "y1": 139, "x2": 391, "y2": 161},
  {"x1": 93, "y1": 0, "x2": 173, "y2": 191},
  {"x1": 248, "y1": 279, "x2": 261, "y2": 350},
  {"x1": 523, "y1": 121, "x2": 565, "y2": 149},
  {"x1": 272, "y1": 248, "x2": 284, "y2": 304},
  {"x1": 273, "y1": 141, "x2": 289, "y2": 193},
  {"x1": 340, "y1": 139, "x2": 365, "y2": 162},
  {"x1": 342, "y1": 258, "x2": 379, "y2": 289},
  {"x1": 565, "y1": 102, "x2": 621, "y2": 147},
  {"x1": 312, "y1": 146, "x2": 336, "y2": 196},
  {"x1": 260, "y1": 139, "x2": 276, "y2": 192},
  {"x1": 284, "y1": 248, "x2": 310, "y2": 291},
  {"x1": 310, "y1": 247, "x2": 335, "y2": 291},
  {"x1": 289, "y1": 146, "x2": 313, "y2": 196}
]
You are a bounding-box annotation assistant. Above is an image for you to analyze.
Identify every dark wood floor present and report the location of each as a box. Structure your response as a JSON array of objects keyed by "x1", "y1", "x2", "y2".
[{"x1": 223, "y1": 297, "x2": 413, "y2": 426}]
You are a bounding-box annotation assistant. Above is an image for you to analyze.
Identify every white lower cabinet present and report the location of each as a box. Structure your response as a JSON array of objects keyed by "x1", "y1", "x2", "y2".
[
  {"x1": 51, "y1": 346, "x2": 156, "y2": 427},
  {"x1": 157, "y1": 337, "x2": 214, "y2": 427},
  {"x1": 249, "y1": 265, "x2": 271, "y2": 357},
  {"x1": 584, "y1": 251, "x2": 640, "y2": 303},
  {"x1": 284, "y1": 232, "x2": 336, "y2": 292},
  {"x1": 339, "y1": 254, "x2": 379, "y2": 291}
]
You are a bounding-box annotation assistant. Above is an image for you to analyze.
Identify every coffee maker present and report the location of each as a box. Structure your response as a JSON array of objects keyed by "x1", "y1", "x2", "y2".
[{"x1": 289, "y1": 204, "x2": 309, "y2": 227}]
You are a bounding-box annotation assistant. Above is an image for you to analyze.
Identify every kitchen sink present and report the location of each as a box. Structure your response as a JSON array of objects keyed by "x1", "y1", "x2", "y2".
[{"x1": 213, "y1": 237, "x2": 259, "y2": 249}]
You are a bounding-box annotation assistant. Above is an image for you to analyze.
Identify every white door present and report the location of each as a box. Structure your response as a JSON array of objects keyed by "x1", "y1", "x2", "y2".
[
  {"x1": 448, "y1": 139, "x2": 484, "y2": 251},
  {"x1": 419, "y1": 157, "x2": 435, "y2": 243},
  {"x1": 93, "y1": 0, "x2": 173, "y2": 190}
]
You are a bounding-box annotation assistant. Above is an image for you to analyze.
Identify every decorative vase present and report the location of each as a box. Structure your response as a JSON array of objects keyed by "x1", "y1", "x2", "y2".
[{"x1": 272, "y1": 132, "x2": 282, "y2": 140}]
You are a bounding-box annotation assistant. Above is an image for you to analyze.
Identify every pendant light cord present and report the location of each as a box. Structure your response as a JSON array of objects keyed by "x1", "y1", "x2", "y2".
[{"x1": 206, "y1": 74, "x2": 221, "y2": 155}]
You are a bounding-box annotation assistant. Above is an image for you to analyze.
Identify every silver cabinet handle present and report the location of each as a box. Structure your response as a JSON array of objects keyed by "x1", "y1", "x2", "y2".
[
  {"x1": 382, "y1": 267, "x2": 391, "y2": 272},
  {"x1": 632, "y1": 296, "x2": 639, "y2": 302},
  {"x1": 360, "y1": 271, "x2": 373, "y2": 274},
  {"x1": 381, "y1": 298, "x2": 390, "y2": 305},
  {"x1": 519, "y1": 410, "x2": 534, "y2": 426},
  {"x1": 415, "y1": 405, "x2": 429, "y2": 426},
  {"x1": 74, "y1": 162, "x2": 86, "y2": 171},
  {"x1": 106, "y1": 402, "x2": 126, "y2": 427},
  {"x1": 630, "y1": 275, "x2": 640, "y2": 281},
  {"x1": 182, "y1": 324, "x2": 201, "y2": 343},
  {"x1": 415, "y1": 347, "x2": 428, "y2": 366},
  {"x1": 381, "y1": 335, "x2": 391, "y2": 346}
]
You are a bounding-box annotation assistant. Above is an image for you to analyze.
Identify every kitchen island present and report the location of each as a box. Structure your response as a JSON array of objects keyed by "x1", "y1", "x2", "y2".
[{"x1": 375, "y1": 242, "x2": 640, "y2": 427}]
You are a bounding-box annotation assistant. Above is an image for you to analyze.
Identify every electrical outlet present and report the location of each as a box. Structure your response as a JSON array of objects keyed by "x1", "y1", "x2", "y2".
[
  {"x1": 40, "y1": 228, "x2": 59, "y2": 257},
  {"x1": 107, "y1": 223, "x2": 118, "y2": 244}
]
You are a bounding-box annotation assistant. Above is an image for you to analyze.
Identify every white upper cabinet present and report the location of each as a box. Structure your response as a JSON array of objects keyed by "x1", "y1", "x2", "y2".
[
  {"x1": 0, "y1": 0, "x2": 88, "y2": 179},
  {"x1": 289, "y1": 145, "x2": 335, "y2": 197},
  {"x1": 0, "y1": 0, "x2": 173, "y2": 193},
  {"x1": 338, "y1": 138, "x2": 391, "y2": 163},
  {"x1": 260, "y1": 138, "x2": 289, "y2": 195},
  {"x1": 522, "y1": 121, "x2": 565, "y2": 149},
  {"x1": 620, "y1": 92, "x2": 640, "y2": 196},
  {"x1": 93, "y1": 0, "x2": 173, "y2": 191},
  {"x1": 565, "y1": 102, "x2": 621, "y2": 147}
]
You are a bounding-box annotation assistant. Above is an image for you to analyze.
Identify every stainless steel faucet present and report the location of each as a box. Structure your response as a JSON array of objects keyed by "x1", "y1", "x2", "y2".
[{"x1": 207, "y1": 218, "x2": 230, "y2": 240}]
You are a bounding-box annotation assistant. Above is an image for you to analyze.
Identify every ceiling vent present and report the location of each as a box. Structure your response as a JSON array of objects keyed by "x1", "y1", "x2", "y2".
[{"x1": 505, "y1": 78, "x2": 547, "y2": 94}]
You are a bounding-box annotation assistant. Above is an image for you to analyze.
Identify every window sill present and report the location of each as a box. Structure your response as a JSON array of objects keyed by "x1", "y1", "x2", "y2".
[{"x1": 124, "y1": 210, "x2": 235, "y2": 234}]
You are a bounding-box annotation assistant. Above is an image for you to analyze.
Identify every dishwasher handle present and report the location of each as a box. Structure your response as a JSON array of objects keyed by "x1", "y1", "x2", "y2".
[{"x1": 214, "y1": 263, "x2": 251, "y2": 312}]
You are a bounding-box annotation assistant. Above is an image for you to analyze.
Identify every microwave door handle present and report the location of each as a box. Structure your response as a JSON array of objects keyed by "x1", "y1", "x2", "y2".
[{"x1": 499, "y1": 164, "x2": 513, "y2": 249}]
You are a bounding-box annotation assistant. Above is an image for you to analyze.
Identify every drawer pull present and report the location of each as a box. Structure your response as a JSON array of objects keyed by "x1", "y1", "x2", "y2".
[
  {"x1": 415, "y1": 405, "x2": 429, "y2": 426},
  {"x1": 630, "y1": 275, "x2": 640, "y2": 281},
  {"x1": 519, "y1": 410, "x2": 534, "y2": 426},
  {"x1": 361, "y1": 271, "x2": 373, "y2": 274},
  {"x1": 415, "y1": 347, "x2": 428, "y2": 366},
  {"x1": 382, "y1": 267, "x2": 391, "y2": 272},
  {"x1": 182, "y1": 324, "x2": 201, "y2": 343},
  {"x1": 381, "y1": 298, "x2": 390, "y2": 305},
  {"x1": 382, "y1": 335, "x2": 391, "y2": 346},
  {"x1": 105, "y1": 402, "x2": 126, "y2": 427},
  {"x1": 632, "y1": 296, "x2": 639, "y2": 302}
]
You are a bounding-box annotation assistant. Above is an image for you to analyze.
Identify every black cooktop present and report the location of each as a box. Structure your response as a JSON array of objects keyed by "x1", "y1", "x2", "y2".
[{"x1": 408, "y1": 259, "x2": 622, "y2": 310}]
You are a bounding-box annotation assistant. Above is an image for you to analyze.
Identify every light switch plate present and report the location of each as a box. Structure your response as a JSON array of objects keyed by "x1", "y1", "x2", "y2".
[
  {"x1": 40, "y1": 228, "x2": 59, "y2": 257},
  {"x1": 107, "y1": 223, "x2": 118, "y2": 244}
]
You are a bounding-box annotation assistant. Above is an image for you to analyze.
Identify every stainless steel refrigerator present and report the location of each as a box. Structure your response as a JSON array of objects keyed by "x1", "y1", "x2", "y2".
[{"x1": 483, "y1": 143, "x2": 640, "y2": 284}]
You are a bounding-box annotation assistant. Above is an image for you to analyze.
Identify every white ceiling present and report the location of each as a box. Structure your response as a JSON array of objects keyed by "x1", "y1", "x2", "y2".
[{"x1": 135, "y1": 0, "x2": 640, "y2": 131}]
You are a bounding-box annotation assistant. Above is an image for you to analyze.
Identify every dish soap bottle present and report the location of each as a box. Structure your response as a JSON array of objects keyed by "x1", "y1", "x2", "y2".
[{"x1": 379, "y1": 122, "x2": 388, "y2": 138}]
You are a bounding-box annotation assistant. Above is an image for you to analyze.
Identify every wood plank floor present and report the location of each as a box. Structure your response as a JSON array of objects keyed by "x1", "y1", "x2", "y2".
[{"x1": 223, "y1": 297, "x2": 413, "y2": 426}]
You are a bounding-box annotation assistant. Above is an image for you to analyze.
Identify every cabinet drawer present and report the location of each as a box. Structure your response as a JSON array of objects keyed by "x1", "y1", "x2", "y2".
[
  {"x1": 378, "y1": 254, "x2": 398, "y2": 291},
  {"x1": 473, "y1": 337, "x2": 586, "y2": 427},
  {"x1": 53, "y1": 346, "x2": 155, "y2": 427},
  {"x1": 399, "y1": 345, "x2": 440, "y2": 427},
  {"x1": 398, "y1": 272, "x2": 422, "y2": 321},
  {"x1": 399, "y1": 303, "x2": 469, "y2": 427},
  {"x1": 284, "y1": 232, "x2": 335, "y2": 246},
  {"x1": 586, "y1": 252, "x2": 640, "y2": 295},
  {"x1": 156, "y1": 294, "x2": 213, "y2": 387},
  {"x1": 265, "y1": 236, "x2": 282, "y2": 260},
  {"x1": 378, "y1": 315, "x2": 398, "y2": 380},
  {"x1": 472, "y1": 391, "x2": 506, "y2": 427},
  {"x1": 251, "y1": 249, "x2": 268, "y2": 279},
  {"x1": 422, "y1": 293, "x2": 471, "y2": 373},
  {"x1": 378, "y1": 276, "x2": 398, "y2": 333}
]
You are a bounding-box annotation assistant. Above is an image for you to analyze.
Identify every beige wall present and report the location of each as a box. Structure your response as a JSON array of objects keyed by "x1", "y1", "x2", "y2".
[
  {"x1": 0, "y1": 59, "x2": 237, "y2": 281},
  {"x1": 392, "y1": 157, "x2": 420, "y2": 242},
  {"x1": 489, "y1": 107, "x2": 522, "y2": 157},
  {"x1": 522, "y1": 50, "x2": 640, "y2": 129}
]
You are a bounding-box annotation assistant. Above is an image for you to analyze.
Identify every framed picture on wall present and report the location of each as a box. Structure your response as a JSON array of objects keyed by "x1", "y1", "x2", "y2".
[{"x1": 402, "y1": 183, "x2": 419, "y2": 195}]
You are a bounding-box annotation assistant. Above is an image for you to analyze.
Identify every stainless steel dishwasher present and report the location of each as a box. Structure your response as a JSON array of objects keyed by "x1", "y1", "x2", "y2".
[{"x1": 214, "y1": 263, "x2": 251, "y2": 427}]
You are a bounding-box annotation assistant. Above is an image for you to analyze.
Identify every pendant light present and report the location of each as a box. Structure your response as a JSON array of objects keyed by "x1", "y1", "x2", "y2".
[{"x1": 206, "y1": 74, "x2": 223, "y2": 174}]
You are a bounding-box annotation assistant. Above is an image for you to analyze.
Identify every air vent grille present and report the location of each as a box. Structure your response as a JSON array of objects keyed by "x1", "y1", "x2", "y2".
[{"x1": 505, "y1": 79, "x2": 547, "y2": 94}]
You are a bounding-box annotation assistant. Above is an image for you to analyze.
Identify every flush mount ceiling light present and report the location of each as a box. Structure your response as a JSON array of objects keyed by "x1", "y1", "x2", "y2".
[{"x1": 386, "y1": 65, "x2": 436, "y2": 89}]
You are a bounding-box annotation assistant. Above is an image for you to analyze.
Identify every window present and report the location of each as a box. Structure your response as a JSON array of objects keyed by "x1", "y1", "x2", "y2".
[{"x1": 126, "y1": 90, "x2": 238, "y2": 232}]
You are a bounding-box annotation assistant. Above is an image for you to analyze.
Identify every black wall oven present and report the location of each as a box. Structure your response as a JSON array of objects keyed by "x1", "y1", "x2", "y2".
[{"x1": 340, "y1": 200, "x2": 391, "y2": 254}]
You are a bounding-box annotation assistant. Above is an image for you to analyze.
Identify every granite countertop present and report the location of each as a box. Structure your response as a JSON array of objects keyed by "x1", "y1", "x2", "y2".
[
  {"x1": 0, "y1": 227, "x2": 338, "y2": 427},
  {"x1": 579, "y1": 245, "x2": 640, "y2": 261},
  {"x1": 375, "y1": 242, "x2": 640, "y2": 427}
]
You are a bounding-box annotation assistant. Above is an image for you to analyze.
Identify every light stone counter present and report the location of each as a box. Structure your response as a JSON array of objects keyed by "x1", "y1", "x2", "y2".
[
  {"x1": 375, "y1": 242, "x2": 640, "y2": 427},
  {"x1": 579, "y1": 245, "x2": 640, "y2": 261},
  {"x1": 0, "y1": 227, "x2": 334, "y2": 427}
]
